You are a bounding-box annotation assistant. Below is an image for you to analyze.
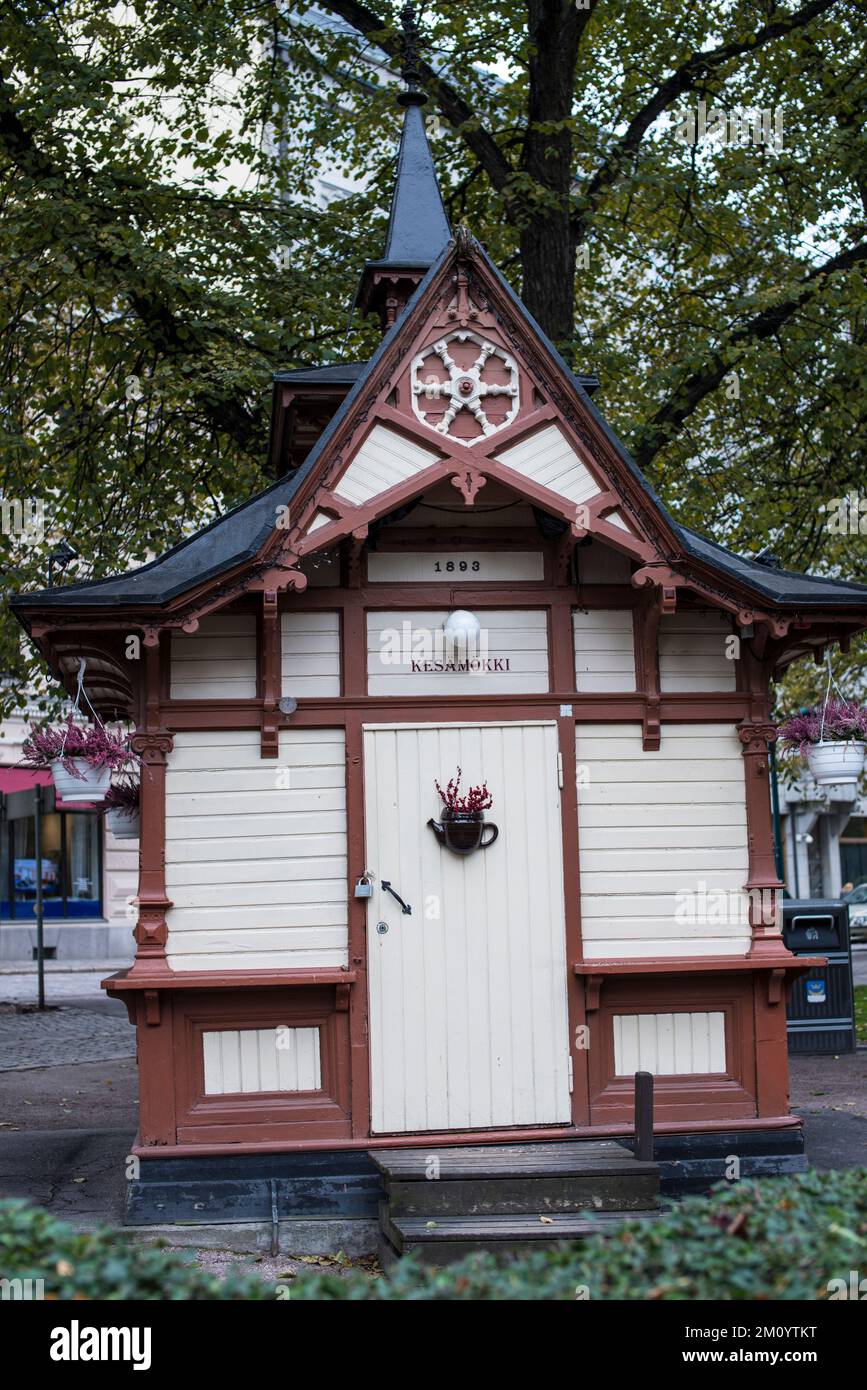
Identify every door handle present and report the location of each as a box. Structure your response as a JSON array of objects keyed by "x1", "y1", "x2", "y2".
[{"x1": 381, "y1": 880, "x2": 412, "y2": 915}]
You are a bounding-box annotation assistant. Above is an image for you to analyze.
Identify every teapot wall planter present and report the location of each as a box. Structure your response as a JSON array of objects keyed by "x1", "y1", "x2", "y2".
[{"x1": 428, "y1": 808, "x2": 499, "y2": 856}]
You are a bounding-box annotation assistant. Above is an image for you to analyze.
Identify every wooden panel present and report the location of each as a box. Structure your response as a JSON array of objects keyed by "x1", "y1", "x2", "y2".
[
  {"x1": 333, "y1": 424, "x2": 440, "y2": 505},
  {"x1": 494, "y1": 424, "x2": 602, "y2": 505},
  {"x1": 165, "y1": 729, "x2": 348, "y2": 971},
  {"x1": 367, "y1": 551, "x2": 544, "y2": 583},
  {"x1": 612, "y1": 1011, "x2": 726, "y2": 1075},
  {"x1": 575, "y1": 723, "x2": 750, "y2": 958},
  {"x1": 364, "y1": 721, "x2": 571, "y2": 1133},
  {"x1": 367, "y1": 609, "x2": 549, "y2": 696},
  {"x1": 573, "y1": 609, "x2": 636, "y2": 692},
  {"x1": 170, "y1": 615, "x2": 257, "y2": 699},
  {"x1": 577, "y1": 542, "x2": 633, "y2": 585},
  {"x1": 202, "y1": 1026, "x2": 321, "y2": 1094},
  {"x1": 281, "y1": 610, "x2": 341, "y2": 697},
  {"x1": 659, "y1": 610, "x2": 736, "y2": 691}
]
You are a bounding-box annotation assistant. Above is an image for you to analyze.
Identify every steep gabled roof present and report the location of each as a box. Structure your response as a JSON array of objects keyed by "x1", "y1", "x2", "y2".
[{"x1": 13, "y1": 231, "x2": 867, "y2": 616}]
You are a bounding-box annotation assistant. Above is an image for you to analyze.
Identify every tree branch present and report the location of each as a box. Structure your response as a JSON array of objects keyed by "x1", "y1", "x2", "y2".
[
  {"x1": 632, "y1": 238, "x2": 867, "y2": 469},
  {"x1": 574, "y1": 0, "x2": 840, "y2": 239},
  {"x1": 314, "y1": 0, "x2": 513, "y2": 192}
]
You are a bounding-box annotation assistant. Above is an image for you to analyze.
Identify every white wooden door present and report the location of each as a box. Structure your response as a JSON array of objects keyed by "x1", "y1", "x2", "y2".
[{"x1": 363, "y1": 721, "x2": 571, "y2": 1134}]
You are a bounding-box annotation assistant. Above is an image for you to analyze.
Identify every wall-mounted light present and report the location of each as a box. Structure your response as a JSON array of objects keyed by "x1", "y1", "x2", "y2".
[{"x1": 442, "y1": 609, "x2": 480, "y2": 649}]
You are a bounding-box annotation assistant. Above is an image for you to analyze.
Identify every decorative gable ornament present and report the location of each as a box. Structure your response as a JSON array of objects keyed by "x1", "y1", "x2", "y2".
[{"x1": 410, "y1": 330, "x2": 519, "y2": 444}]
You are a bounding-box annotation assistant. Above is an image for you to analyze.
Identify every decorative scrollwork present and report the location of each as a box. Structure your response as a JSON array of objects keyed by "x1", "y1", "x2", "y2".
[{"x1": 411, "y1": 330, "x2": 519, "y2": 444}]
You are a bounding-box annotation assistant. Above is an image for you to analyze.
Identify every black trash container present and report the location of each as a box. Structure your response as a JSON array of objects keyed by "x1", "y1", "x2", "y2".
[{"x1": 782, "y1": 898, "x2": 856, "y2": 1055}]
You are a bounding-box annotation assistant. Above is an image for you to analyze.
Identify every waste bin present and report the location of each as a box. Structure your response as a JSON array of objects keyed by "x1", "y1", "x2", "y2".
[{"x1": 782, "y1": 898, "x2": 856, "y2": 1055}]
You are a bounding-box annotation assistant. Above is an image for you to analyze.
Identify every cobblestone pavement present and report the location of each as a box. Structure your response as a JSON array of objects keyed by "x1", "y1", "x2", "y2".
[
  {"x1": 0, "y1": 967, "x2": 126, "y2": 1006},
  {"x1": 0, "y1": 1004, "x2": 135, "y2": 1070}
]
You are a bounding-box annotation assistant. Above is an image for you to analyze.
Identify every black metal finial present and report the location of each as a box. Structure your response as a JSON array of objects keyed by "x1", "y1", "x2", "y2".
[{"x1": 398, "y1": 3, "x2": 426, "y2": 107}]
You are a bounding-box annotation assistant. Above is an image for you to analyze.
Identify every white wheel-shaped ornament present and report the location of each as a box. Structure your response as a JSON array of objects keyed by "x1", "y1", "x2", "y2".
[{"x1": 410, "y1": 331, "x2": 519, "y2": 444}]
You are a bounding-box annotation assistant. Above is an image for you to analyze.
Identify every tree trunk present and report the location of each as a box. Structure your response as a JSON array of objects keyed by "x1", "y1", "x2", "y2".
[{"x1": 518, "y1": 1, "x2": 583, "y2": 354}]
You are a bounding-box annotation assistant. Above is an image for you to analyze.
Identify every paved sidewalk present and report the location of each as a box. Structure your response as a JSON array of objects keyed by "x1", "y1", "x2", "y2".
[{"x1": 0, "y1": 1004, "x2": 135, "y2": 1070}]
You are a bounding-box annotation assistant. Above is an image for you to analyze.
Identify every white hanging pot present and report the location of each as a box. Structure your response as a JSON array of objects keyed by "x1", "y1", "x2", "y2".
[
  {"x1": 105, "y1": 807, "x2": 140, "y2": 839},
  {"x1": 50, "y1": 759, "x2": 113, "y2": 803},
  {"x1": 805, "y1": 740, "x2": 866, "y2": 786}
]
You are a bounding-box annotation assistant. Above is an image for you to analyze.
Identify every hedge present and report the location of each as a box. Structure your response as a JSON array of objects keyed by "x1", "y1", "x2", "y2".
[
  {"x1": 290, "y1": 1168, "x2": 867, "y2": 1301},
  {"x1": 0, "y1": 1200, "x2": 269, "y2": 1300},
  {"x1": 1, "y1": 1167, "x2": 864, "y2": 1300}
]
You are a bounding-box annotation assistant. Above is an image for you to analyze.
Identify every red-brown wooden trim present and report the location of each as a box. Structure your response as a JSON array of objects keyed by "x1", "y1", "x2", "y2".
[{"x1": 131, "y1": 1111, "x2": 804, "y2": 1159}]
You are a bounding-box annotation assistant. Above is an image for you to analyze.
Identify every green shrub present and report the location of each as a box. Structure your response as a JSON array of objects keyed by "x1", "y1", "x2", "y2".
[
  {"x1": 290, "y1": 1168, "x2": 867, "y2": 1301},
  {"x1": 3, "y1": 1168, "x2": 864, "y2": 1300},
  {"x1": 0, "y1": 1200, "x2": 269, "y2": 1300}
]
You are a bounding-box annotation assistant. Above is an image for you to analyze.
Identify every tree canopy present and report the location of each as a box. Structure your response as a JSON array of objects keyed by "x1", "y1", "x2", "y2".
[{"x1": 1, "y1": 0, "x2": 866, "y2": 712}]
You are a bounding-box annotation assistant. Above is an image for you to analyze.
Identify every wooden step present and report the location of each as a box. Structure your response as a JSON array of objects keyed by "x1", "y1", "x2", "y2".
[
  {"x1": 380, "y1": 1207, "x2": 664, "y2": 1269},
  {"x1": 371, "y1": 1139, "x2": 654, "y2": 1181},
  {"x1": 372, "y1": 1140, "x2": 659, "y2": 1218}
]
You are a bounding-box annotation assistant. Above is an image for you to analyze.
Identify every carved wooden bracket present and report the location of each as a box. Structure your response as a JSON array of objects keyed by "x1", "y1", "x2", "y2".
[
  {"x1": 144, "y1": 990, "x2": 161, "y2": 1026},
  {"x1": 131, "y1": 730, "x2": 174, "y2": 764},
  {"x1": 737, "y1": 722, "x2": 778, "y2": 763},
  {"x1": 584, "y1": 974, "x2": 604, "y2": 1012},
  {"x1": 738, "y1": 609, "x2": 790, "y2": 640},
  {"x1": 631, "y1": 563, "x2": 687, "y2": 614},
  {"x1": 643, "y1": 699, "x2": 661, "y2": 752},
  {"x1": 260, "y1": 590, "x2": 280, "y2": 759},
  {"x1": 449, "y1": 466, "x2": 487, "y2": 505},
  {"x1": 767, "y1": 968, "x2": 787, "y2": 1006},
  {"x1": 335, "y1": 982, "x2": 352, "y2": 1012}
]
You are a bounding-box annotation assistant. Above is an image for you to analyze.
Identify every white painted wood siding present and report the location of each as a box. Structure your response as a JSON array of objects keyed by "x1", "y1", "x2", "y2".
[
  {"x1": 203, "y1": 1027, "x2": 321, "y2": 1094},
  {"x1": 164, "y1": 729, "x2": 348, "y2": 971},
  {"x1": 365, "y1": 721, "x2": 571, "y2": 1132},
  {"x1": 367, "y1": 609, "x2": 549, "y2": 695},
  {"x1": 281, "y1": 611, "x2": 341, "y2": 698},
  {"x1": 575, "y1": 723, "x2": 750, "y2": 958},
  {"x1": 333, "y1": 424, "x2": 440, "y2": 505},
  {"x1": 494, "y1": 424, "x2": 602, "y2": 506},
  {"x1": 613, "y1": 1012, "x2": 726, "y2": 1075},
  {"x1": 659, "y1": 610, "x2": 736, "y2": 691},
  {"x1": 573, "y1": 609, "x2": 636, "y2": 692},
  {"x1": 170, "y1": 615, "x2": 257, "y2": 699}
]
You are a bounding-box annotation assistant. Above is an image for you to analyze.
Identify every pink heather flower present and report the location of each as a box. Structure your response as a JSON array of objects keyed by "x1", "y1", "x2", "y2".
[
  {"x1": 777, "y1": 700, "x2": 867, "y2": 757},
  {"x1": 20, "y1": 715, "x2": 139, "y2": 780},
  {"x1": 435, "y1": 766, "x2": 494, "y2": 812}
]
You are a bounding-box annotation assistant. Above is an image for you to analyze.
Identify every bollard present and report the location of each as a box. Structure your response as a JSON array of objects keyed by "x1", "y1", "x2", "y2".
[{"x1": 634, "y1": 1070, "x2": 654, "y2": 1161}]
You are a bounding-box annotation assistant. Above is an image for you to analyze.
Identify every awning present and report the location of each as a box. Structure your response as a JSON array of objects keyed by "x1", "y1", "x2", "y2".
[{"x1": 0, "y1": 767, "x2": 52, "y2": 792}]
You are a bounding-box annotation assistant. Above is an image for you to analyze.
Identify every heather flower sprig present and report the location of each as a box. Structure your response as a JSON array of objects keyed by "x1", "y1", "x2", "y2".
[
  {"x1": 20, "y1": 715, "x2": 139, "y2": 780},
  {"x1": 777, "y1": 700, "x2": 867, "y2": 757},
  {"x1": 100, "y1": 780, "x2": 140, "y2": 817},
  {"x1": 435, "y1": 766, "x2": 493, "y2": 812}
]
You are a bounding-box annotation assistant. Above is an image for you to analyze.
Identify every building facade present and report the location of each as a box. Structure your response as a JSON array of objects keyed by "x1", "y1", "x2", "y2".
[{"x1": 12, "y1": 73, "x2": 867, "y2": 1196}]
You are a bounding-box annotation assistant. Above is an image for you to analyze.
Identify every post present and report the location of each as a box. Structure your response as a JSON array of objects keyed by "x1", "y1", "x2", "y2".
[
  {"x1": 34, "y1": 786, "x2": 45, "y2": 1011},
  {"x1": 634, "y1": 1070, "x2": 654, "y2": 1160}
]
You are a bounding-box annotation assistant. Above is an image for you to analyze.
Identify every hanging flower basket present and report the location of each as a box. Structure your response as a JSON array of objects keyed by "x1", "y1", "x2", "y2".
[
  {"x1": 19, "y1": 714, "x2": 139, "y2": 805},
  {"x1": 777, "y1": 699, "x2": 867, "y2": 787},
  {"x1": 51, "y1": 759, "x2": 113, "y2": 803},
  {"x1": 428, "y1": 767, "x2": 498, "y2": 856},
  {"x1": 805, "y1": 741, "x2": 866, "y2": 787},
  {"x1": 101, "y1": 781, "x2": 141, "y2": 839}
]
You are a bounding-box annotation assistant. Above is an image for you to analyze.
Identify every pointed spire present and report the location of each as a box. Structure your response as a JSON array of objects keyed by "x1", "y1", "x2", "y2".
[{"x1": 357, "y1": 4, "x2": 451, "y2": 331}]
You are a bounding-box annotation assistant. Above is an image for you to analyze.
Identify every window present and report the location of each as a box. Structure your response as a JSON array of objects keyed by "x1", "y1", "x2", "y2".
[{"x1": 1, "y1": 809, "x2": 102, "y2": 920}]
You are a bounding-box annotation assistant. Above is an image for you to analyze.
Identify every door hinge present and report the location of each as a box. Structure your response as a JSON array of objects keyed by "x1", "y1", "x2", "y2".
[
  {"x1": 567, "y1": 1053, "x2": 574, "y2": 1093},
  {"x1": 557, "y1": 751, "x2": 564, "y2": 789}
]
